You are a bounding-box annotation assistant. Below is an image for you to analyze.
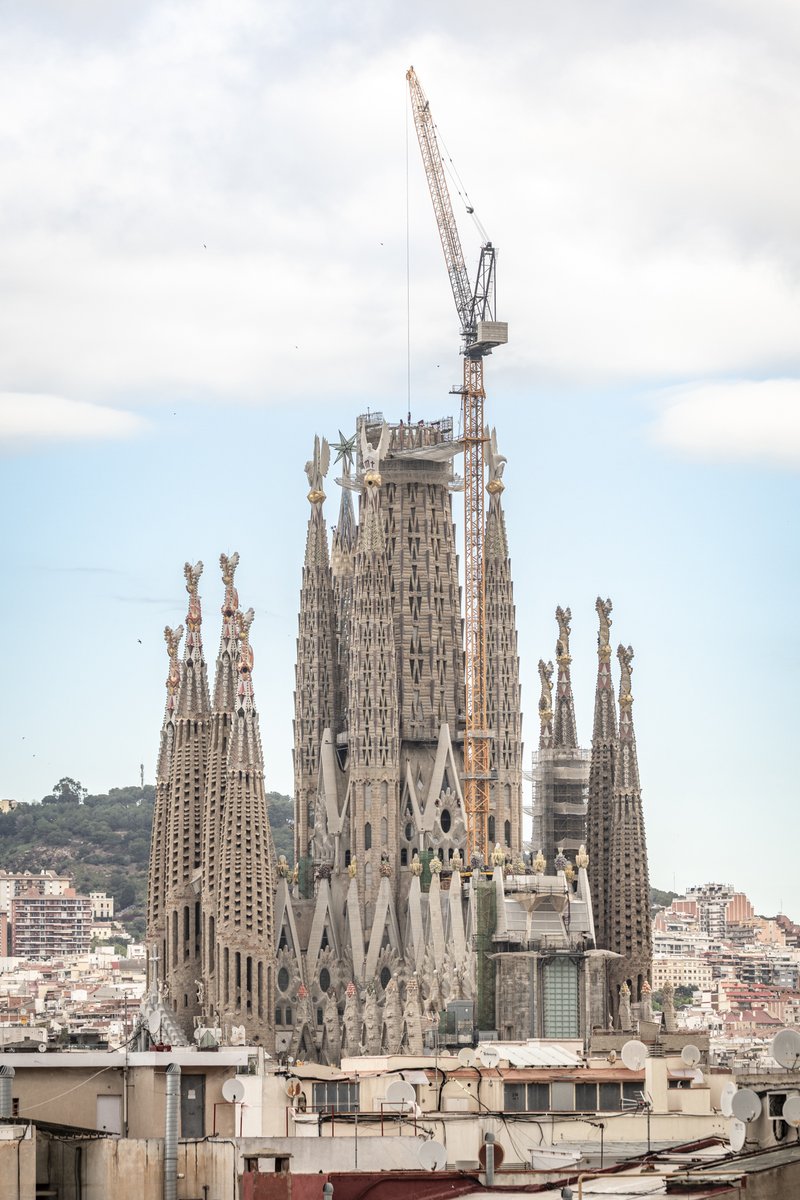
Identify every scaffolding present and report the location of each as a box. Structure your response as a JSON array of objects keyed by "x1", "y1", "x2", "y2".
[{"x1": 529, "y1": 747, "x2": 590, "y2": 866}]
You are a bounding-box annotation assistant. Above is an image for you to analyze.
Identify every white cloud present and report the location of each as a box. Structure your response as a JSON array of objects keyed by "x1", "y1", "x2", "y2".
[
  {"x1": 0, "y1": 394, "x2": 146, "y2": 447},
  {"x1": 650, "y1": 379, "x2": 800, "y2": 467}
]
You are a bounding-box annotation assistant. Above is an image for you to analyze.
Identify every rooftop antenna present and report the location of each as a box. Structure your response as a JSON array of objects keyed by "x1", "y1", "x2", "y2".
[
  {"x1": 620, "y1": 1039, "x2": 648, "y2": 1071},
  {"x1": 771, "y1": 1029, "x2": 800, "y2": 1070},
  {"x1": 680, "y1": 1044, "x2": 701, "y2": 1068}
]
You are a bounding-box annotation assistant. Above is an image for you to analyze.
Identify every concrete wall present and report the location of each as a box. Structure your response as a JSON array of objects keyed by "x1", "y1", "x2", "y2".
[
  {"x1": 0, "y1": 1125, "x2": 36, "y2": 1200},
  {"x1": 46, "y1": 1138, "x2": 236, "y2": 1200}
]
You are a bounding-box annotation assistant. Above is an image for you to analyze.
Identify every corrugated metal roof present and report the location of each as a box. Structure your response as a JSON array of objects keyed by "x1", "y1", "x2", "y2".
[{"x1": 488, "y1": 1041, "x2": 583, "y2": 1067}]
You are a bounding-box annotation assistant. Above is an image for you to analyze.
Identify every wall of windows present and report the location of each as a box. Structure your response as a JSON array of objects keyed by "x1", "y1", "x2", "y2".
[
  {"x1": 312, "y1": 1081, "x2": 360, "y2": 1113},
  {"x1": 503, "y1": 1080, "x2": 644, "y2": 1112},
  {"x1": 542, "y1": 956, "x2": 580, "y2": 1038}
]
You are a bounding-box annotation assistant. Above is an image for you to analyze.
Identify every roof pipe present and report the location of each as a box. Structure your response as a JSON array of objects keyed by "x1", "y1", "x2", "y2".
[
  {"x1": 0, "y1": 1065, "x2": 15, "y2": 1118},
  {"x1": 164, "y1": 1063, "x2": 181, "y2": 1200}
]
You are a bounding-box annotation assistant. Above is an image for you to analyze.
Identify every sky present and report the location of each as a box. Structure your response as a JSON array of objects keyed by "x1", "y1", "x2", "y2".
[{"x1": 1, "y1": 0, "x2": 798, "y2": 917}]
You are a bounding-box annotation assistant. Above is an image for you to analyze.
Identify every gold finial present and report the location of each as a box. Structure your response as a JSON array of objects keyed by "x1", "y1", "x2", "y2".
[
  {"x1": 533, "y1": 850, "x2": 546, "y2": 875},
  {"x1": 348, "y1": 858, "x2": 358, "y2": 879},
  {"x1": 486, "y1": 426, "x2": 506, "y2": 494},
  {"x1": 277, "y1": 855, "x2": 290, "y2": 878},
  {"x1": 409, "y1": 856, "x2": 423, "y2": 877},
  {"x1": 305, "y1": 435, "x2": 330, "y2": 505}
]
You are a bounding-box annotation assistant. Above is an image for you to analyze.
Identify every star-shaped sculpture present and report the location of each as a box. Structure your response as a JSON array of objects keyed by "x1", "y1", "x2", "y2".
[{"x1": 331, "y1": 430, "x2": 356, "y2": 473}]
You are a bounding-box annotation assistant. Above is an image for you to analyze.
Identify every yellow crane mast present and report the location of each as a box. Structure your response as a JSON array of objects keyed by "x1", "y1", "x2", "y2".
[{"x1": 406, "y1": 66, "x2": 508, "y2": 864}]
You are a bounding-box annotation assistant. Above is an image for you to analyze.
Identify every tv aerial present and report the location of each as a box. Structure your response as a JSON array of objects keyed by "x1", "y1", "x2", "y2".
[
  {"x1": 730, "y1": 1088, "x2": 761, "y2": 1123},
  {"x1": 221, "y1": 1078, "x2": 246, "y2": 1104},
  {"x1": 418, "y1": 1140, "x2": 447, "y2": 1171},
  {"x1": 771, "y1": 1029, "x2": 800, "y2": 1070},
  {"x1": 680, "y1": 1044, "x2": 701, "y2": 1067},
  {"x1": 620, "y1": 1040, "x2": 648, "y2": 1071}
]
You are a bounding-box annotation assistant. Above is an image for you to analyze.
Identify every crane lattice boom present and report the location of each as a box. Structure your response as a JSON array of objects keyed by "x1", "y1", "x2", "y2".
[{"x1": 406, "y1": 66, "x2": 508, "y2": 864}]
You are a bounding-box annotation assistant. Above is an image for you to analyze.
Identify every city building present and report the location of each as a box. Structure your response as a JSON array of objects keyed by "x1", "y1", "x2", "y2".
[{"x1": 11, "y1": 889, "x2": 92, "y2": 959}]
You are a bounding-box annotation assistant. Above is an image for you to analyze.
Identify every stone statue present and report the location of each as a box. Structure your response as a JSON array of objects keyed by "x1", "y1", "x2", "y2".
[
  {"x1": 533, "y1": 850, "x2": 546, "y2": 875},
  {"x1": 381, "y1": 977, "x2": 403, "y2": 1054},
  {"x1": 575, "y1": 845, "x2": 589, "y2": 870},
  {"x1": 164, "y1": 625, "x2": 184, "y2": 696},
  {"x1": 184, "y1": 561, "x2": 203, "y2": 630},
  {"x1": 305, "y1": 434, "x2": 330, "y2": 504},
  {"x1": 360, "y1": 420, "x2": 391, "y2": 486},
  {"x1": 277, "y1": 854, "x2": 290, "y2": 878},
  {"x1": 617, "y1": 644, "x2": 634, "y2": 707},
  {"x1": 641, "y1": 980, "x2": 653, "y2": 1023},
  {"x1": 361, "y1": 986, "x2": 381, "y2": 1055},
  {"x1": 195, "y1": 979, "x2": 205, "y2": 1008},
  {"x1": 491, "y1": 843, "x2": 506, "y2": 867},
  {"x1": 220, "y1": 552, "x2": 240, "y2": 617},
  {"x1": 555, "y1": 605, "x2": 572, "y2": 663},
  {"x1": 321, "y1": 990, "x2": 341, "y2": 1064},
  {"x1": 342, "y1": 982, "x2": 361, "y2": 1057},
  {"x1": 538, "y1": 659, "x2": 554, "y2": 732},
  {"x1": 237, "y1": 608, "x2": 255, "y2": 675},
  {"x1": 596, "y1": 596, "x2": 613, "y2": 659},
  {"x1": 618, "y1": 980, "x2": 633, "y2": 1032},
  {"x1": 486, "y1": 426, "x2": 507, "y2": 494},
  {"x1": 402, "y1": 977, "x2": 424, "y2": 1055},
  {"x1": 662, "y1": 979, "x2": 677, "y2": 1033}
]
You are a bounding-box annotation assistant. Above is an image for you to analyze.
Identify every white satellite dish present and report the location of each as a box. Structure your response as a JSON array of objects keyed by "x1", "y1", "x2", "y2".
[
  {"x1": 457, "y1": 1047, "x2": 477, "y2": 1068},
  {"x1": 477, "y1": 1045, "x2": 500, "y2": 1068},
  {"x1": 730, "y1": 1088, "x2": 761, "y2": 1123},
  {"x1": 771, "y1": 1029, "x2": 800, "y2": 1070},
  {"x1": 681, "y1": 1044, "x2": 701, "y2": 1067},
  {"x1": 385, "y1": 1079, "x2": 416, "y2": 1107},
  {"x1": 720, "y1": 1082, "x2": 738, "y2": 1117},
  {"x1": 147, "y1": 1012, "x2": 162, "y2": 1038},
  {"x1": 222, "y1": 1077, "x2": 246, "y2": 1103},
  {"x1": 419, "y1": 1140, "x2": 447, "y2": 1171},
  {"x1": 728, "y1": 1118, "x2": 746, "y2": 1152},
  {"x1": 782, "y1": 1096, "x2": 800, "y2": 1127},
  {"x1": 620, "y1": 1040, "x2": 648, "y2": 1071},
  {"x1": 284, "y1": 1079, "x2": 302, "y2": 1099}
]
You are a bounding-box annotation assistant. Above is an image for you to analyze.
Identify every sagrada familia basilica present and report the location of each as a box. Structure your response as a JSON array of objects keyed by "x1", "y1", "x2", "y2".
[{"x1": 146, "y1": 412, "x2": 652, "y2": 1058}]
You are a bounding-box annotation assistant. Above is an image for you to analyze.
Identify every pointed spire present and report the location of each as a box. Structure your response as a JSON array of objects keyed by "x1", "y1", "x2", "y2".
[
  {"x1": 213, "y1": 552, "x2": 240, "y2": 712},
  {"x1": 538, "y1": 659, "x2": 554, "y2": 749},
  {"x1": 228, "y1": 608, "x2": 262, "y2": 771},
  {"x1": 586, "y1": 596, "x2": 617, "y2": 952},
  {"x1": 176, "y1": 561, "x2": 211, "y2": 719},
  {"x1": 157, "y1": 624, "x2": 183, "y2": 780},
  {"x1": 553, "y1": 606, "x2": 578, "y2": 748},
  {"x1": 608, "y1": 642, "x2": 652, "y2": 1013}
]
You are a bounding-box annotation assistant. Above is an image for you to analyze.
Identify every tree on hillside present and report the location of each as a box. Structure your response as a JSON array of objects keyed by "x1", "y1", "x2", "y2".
[{"x1": 43, "y1": 777, "x2": 87, "y2": 805}]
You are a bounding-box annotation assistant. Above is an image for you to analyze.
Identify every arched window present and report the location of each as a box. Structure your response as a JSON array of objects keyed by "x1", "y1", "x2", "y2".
[
  {"x1": 400, "y1": 848, "x2": 408, "y2": 866},
  {"x1": 504, "y1": 819, "x2": 511, "y2": 847},
  {"x1": 381, "y1": 817, "x2": 388, "y2": 844},
  {"x1": 488, "y1": 816, "x2": 496, "y2": 844},
  {"x1": 364, "y1": 823, "x2": 372, "y2": 851}
]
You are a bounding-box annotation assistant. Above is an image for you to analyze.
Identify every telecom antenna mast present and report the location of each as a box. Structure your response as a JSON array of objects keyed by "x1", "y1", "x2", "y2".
[{"x1": 406, "y1": 67, "x2": 508, "y2": 864}]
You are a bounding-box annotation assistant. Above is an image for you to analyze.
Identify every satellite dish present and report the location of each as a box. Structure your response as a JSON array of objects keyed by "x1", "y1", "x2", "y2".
[
  {"x1": 728, "y1": 1118, "x2": 746, "y2": 1152},
  {"x1": 147, "y1": 1012, "x2": 162, "y2": 1038},
  {"x1": 621, "y1": 1040, "x2": 648, "y2": 1071},
  {"x1": 284, "y1": 1079, "x2": 302, "y2": 1099},
  {"x1": 681, "y1": 1044, "x2": 701, "y2": 1067},
  {"x1": 37, "y1": 1043, "x2": 48, "y2": 1054},
  {"x1": 730, "y1": 1088, "x2": 761, "y2": 1123},
  {"x1": 477, "y1": 1045, "x2": 500, "y2": 1068},
  {"x1": 386, "y1": 1080, "x2": 416, "y2": 1107},
  {"x1": 458, "y1": 1048, "x2": 477, "y2": 1068},
  {"x1": 771, "y1": 1029, "x2": 800, "y2": 1070},
  {"x1": 419, "y1": 1140, "x2": 447, "y2": 1171},
  {"x1": 720, "y1": 1082, "x2": 738, "y2": 1117},
  {"x1": 222, "y1": 1078, "x2": 246, "y2": 1103},
  {"x1": 782, "y1": 1096, "x2": 800, "y2": 1127}
]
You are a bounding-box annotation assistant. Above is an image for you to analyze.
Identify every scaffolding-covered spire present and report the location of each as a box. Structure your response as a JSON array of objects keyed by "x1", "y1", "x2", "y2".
[{"x1": 553, "y1": 605, "x2": 578, "y2": 748}]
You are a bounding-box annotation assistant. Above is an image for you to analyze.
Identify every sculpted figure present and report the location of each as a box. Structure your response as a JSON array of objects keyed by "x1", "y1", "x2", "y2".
[
  {"x1": 184, "y1": 561, "x2": 203, "y2": 629},
  {"x1": 362, "y1": 987, "x2": 381, "y2": 1055},
  {"x1": 641, "y1": 980, "x2": 653, "y2": 1023},
  {"x1": 381, "y1": 977, "x2": 403, "y2": 1055},
  {"x1": 402, "y1": 977, "x2": 424, "y2": 1054},
  {"x1": 305, "y1": 434, "x2": 331, "y2": 502},
  {"x1": 618, "y1": 980, "x2": 633, "y2": 1032},
  {"x1": 538, "y1": 659, "x2": 554, "y2": 731},
  {"x1": 596, "y1": 596, "x2": 613, "y2": 657},
  {"x1": 486, "y1": 426, "x2": 507, "y2": 493},
  {"x1": 237, "y1": 608, "x2": 255, "y2": 675},
  {"x1": 359, "y1": 420, "x2": 391, "y2": 484},
  {"x1": 342, "y1": 982, "x2": 361, "y2": 1057},
  {"x1": 555, "y1": 605, "x2": 572, "y2": 662},
  {"x1": 617, "y1": 644, "x2": 634, "y2": 706},
  {"x1": 220, "y1": 552, "x2": 240, "y2": 617},
  {"x1": 164, "y1": 625, "x2": 184, "y2": 696},
  {"x1": 662, "y1": 979, "x2": 677, "y2": 1033},
  {"x1": 322, "y1": 990, "x2": 341, "y2": 1064}
]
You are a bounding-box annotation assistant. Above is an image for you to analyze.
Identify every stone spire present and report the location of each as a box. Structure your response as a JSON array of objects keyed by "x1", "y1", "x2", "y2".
[
  {"x1": 553, "y1": 606, "x2": 578, "y2": 748},
  {"x1": 163, "y1": 563, "x2": 211, "y2": 1031},
  {"x1": 347, "y1": 421, "x2": 399, "y2": 907},
  {"x1": 607, "y1": 644, "x2": 652, "y2": 1014},
  {"x1": 293, "y1": 436, "x2": 338, "y2": 863},
  {"x1": 201, "y1": 552, "x2": 241, "y2": 1010},
  {"x1": 537, "y1": 659, "x2": 554, "y2": 750},
  {"x1": 215, "y1": 606, "x2": 276, "y2": 1046},
  {"x1": 484, "y1": 427, "x2": 523, "y2": 854},
  {"x1": 146, "y1": 623, "x2": 183, "y2": 988},
  {"x1": 586, "y1": 596, "x2": 617, "y2": 951},
  {"x1": 331, "y1": 433, "x2": 357, "y2": 737}
]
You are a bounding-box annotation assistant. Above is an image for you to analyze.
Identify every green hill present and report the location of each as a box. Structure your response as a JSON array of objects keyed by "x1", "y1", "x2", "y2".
[{"x1": 0, "y1": 777, "x2": 294, "y2": 939}]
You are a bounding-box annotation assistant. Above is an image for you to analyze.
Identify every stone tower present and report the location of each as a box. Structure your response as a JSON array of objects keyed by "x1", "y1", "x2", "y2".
[
  {"x1": 586, "y1": 596, "x2": 617, "y2": 951},
  {"x1": 606, "y1": 644, "x2": 652, "y2": 1013},
  {"x1": 484, "y1": 428, "x2": 523, "y2": 855}
]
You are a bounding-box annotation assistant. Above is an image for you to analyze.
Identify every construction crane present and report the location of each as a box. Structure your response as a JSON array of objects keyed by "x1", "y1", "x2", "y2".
[{"x1": 406, "y1": 66, "x2": 508, "y2": 865}]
